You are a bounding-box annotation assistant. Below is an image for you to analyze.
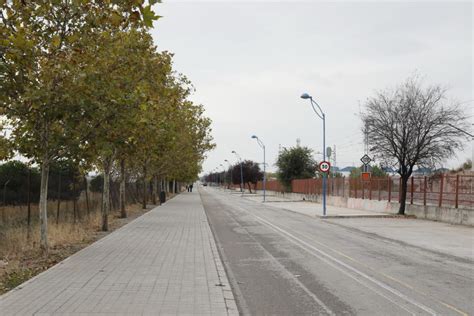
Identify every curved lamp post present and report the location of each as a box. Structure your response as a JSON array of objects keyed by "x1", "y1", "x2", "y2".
[
  {"x1": 224, "y1": 159, "x2": 233, "y2": 189},
  {"x1": 232, "y1": 150, "x2": 244, "y2": 194},
  {"x1": 251, "y1": 135, "x2": 266, "y2": 202},
  {"x1": 219, "y1": 163, "x2": 226, "y2": 188},
  {"x1": 301, "y1": 92, "x2": 327, "y2": 216}
]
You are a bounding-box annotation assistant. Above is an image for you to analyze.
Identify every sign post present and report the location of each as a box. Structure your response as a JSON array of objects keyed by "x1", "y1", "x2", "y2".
[{"x1": 319, "y1": 161, "x2": 331, "y2": 216}]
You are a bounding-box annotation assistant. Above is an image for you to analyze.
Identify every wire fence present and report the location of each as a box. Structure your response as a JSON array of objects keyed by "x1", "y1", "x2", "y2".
[
  {"x1": 0, "y1": 167, "x2": 180, "y2": 226},
  {"x1": 254, "y1": 174, "x2": 474, "y2": 209}
]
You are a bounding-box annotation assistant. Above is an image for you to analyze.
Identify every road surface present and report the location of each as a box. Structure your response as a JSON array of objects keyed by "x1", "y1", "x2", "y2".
[{"x1": 201, "y1": 187, "x2": 473, "y2": 315}]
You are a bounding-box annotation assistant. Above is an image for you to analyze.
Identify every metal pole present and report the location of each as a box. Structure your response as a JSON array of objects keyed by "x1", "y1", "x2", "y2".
[
  {"x1": 322, "y1": 113, "x2": 327, "y2": 216},
  {"x1": 240, "y1": 162, "x2": 244, "y2": 194},
  {"x1": 263, "y1": 145, "x2": 266, "y2": 202}
]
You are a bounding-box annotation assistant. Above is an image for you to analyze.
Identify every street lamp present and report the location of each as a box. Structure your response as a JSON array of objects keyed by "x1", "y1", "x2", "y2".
[
  {"x1": 224, "y1": 159, "x2": 233, "y2": 189},
  {"x1": 219, "y1": 163, "x2": 226, "y2": 188},
  {"x1": 232, "y1": 150, "x2": 244, "y2": 194},
  {"x1": 301, "y1": 92, "x2": 328, "y2": 216},
  {"x1": 251, "y1": 135, "x2": 266, "y2": 202}
]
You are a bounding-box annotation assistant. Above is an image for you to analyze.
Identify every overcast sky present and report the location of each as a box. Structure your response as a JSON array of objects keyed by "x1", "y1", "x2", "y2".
[{"x1": 151, "y1": 1, "x2": 473, "y2": 174}]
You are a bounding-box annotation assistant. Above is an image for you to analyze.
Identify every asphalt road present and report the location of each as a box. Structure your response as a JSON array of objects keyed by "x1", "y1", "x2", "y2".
[{"x1": 200, "y1": 187, "x2": 474, "y2": 316}]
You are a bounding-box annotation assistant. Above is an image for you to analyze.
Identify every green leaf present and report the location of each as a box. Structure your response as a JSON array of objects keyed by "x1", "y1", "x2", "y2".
[
  {"x1": 142, "y1": 5, "x2": 160, "y2": 28},
  {"x1": 51, "y1": 35, "x2": 61, "y2": 48},
  {"x1": 110, "y1": 11, "x2": 123, "y2": 26}
]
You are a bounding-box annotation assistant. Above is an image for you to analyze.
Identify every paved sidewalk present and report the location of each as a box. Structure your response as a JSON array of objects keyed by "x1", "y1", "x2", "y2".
[
  {"x1": 242, "y1": 193, "x2": 391, "y2": 218},
  {"x1": 325, "y1": 217, "x2": 474, "y2": 261},
  {"x1": 0, "y1": 192, "x2": 237, "y2": 315},
  {"x1": 238, "y1": 191, "x2": 474, "y2": 261}
]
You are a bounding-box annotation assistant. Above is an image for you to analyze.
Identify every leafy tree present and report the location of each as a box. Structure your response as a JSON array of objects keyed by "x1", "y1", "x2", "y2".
[
  {"x1": 371, "y1": 165, "x2": 387, "y2": 177},
  {"x1": 0, "y1": 132, "x2": 12, "y2": 161},
  {"x1": 0, "y1": 1, "x2": 160, "y2": 250},
  {"x1": 362, "y1": 76, "x2": 469, "y2": 214},
  {"x1": 71, "y1": 29, "x2": 162, "y2": 229},
  {"x1": 276, "y1": 146, "x2": 317, "y2": 189},
  {"x1": 350, "y1": 168, "x2": 361, "y2": 179},
  {"x1": 0, "y1": 161, "x2": 40, "y2": 205},
  {"x1": 90, "y1": 175, "x2": 104, "y2": 193},
  {"x1": 230, "y1": 160, "x2": 263, "y2": 193}
]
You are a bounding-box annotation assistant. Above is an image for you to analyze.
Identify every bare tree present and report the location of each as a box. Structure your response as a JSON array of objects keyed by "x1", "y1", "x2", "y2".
[{"x1": 362, "y1": 77, "x2": 470, "y2": 214}]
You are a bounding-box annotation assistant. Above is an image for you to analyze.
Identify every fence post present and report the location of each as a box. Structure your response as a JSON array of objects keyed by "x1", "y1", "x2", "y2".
[
  {"x1": 388, "y1": 176, "x2": 391, "y2": 202},
  {"x1": 455, "y1": 175, "x2": 459, "y2": 209},
  {"x1": 423, "y1": 176, "x2": 427, "y2": 206},
  {"x1": 439, "y1": 174, "x2": 444, "y2": 207},
  {"x1": 327, "y1": 177, "x2": 331, "y2": 196},
  {"x1": 378, "y1": 178, "x2": 381, "y2": 201},
  {"x1": 410, "y1": 177, "x2": 414, "y2": 205},
  {"x1": 342, "y1": 177, "x2": 345, "y2": 197},
  {"x1": 369, "y1": 177, "x2": 372, "y2": 200},
  {"x1": 352, "y1": 179, "x2": 358, "y2": 199}
]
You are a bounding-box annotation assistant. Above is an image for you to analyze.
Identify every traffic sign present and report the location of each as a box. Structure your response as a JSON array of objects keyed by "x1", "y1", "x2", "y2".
[
  {"x1": 319, "y1": 161, "x2": 331, "y2": 173},
  {"x1": 360, "y1": 154, "x2": 372, "y2": 166}
]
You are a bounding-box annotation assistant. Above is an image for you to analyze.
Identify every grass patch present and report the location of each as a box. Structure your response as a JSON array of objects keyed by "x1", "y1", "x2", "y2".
[{"x1": 0, "y1": 203, "x2": 153, "y2": 295}]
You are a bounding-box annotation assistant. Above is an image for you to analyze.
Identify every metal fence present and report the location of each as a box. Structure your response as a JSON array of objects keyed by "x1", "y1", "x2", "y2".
[{"x1": 255, "y1": 174, "x2": 473, "y2": 209}]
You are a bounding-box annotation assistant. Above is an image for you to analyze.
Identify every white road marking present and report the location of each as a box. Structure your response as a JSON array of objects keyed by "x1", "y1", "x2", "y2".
[{"x1": 215, "y1": 192, "x2": 439, "y2": 316}]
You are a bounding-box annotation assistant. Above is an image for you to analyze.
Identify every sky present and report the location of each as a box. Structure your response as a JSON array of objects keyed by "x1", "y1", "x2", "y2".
[{"x1": 150, "y1": 1, "x2": 473, "y2": 175}]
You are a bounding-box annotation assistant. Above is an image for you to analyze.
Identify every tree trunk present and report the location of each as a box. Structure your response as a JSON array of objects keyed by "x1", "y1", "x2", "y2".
[
  {"x1": 152, "y1": 175, "x2": 157, "y2": 205},
  {"x1": 101, "y1": 160, "x2": 112, "y2": 231},
  {"x1": 120, "y1": 158, "x2": 127, "y2": 218},
  {"x1": 247, "y1": 182, "x2": 252, "y2": 194},
  {"x1": 172, "y1": 179, "x2": 176, "y2": 194},
  {"x1": 27, "y1": 167, "x2": 32, "y2": 240},
  {"x1": 398, "y1": 176, "x2": 409, "y2": 215},
  {"x1": 142, "y1": 164, "x2": 147, "y2": 209},
  {"x1": 39, "y1": 157, "x2": 50, "y2": 252}
]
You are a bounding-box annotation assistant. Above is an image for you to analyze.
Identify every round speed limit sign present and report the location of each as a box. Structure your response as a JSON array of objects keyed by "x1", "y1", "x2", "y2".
[{"x1": 319, "y1": 161, "x2": 331, "y2": 173}]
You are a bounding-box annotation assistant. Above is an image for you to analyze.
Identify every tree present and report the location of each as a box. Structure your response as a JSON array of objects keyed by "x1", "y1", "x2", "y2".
[
  {"x1": 362, "y1": 77, "x2": 469, "y2": 214},
  {"x1": 276, "y1": 146, "x2": 317, "y2": 189},
  {"x1": 230, "y1": 160, "x2": 263, "y2": 193},
  {"x1": 0, "y1": 131, "x2": 12, "y2": 161},
  {"x1": 1, "y1": 1, "x2": 160, "y2": 251}
]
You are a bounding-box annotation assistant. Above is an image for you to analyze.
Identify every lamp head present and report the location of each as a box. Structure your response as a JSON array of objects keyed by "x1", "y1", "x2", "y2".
[
  {"x1": 251, "y1": 135, "x2": 257, "y2": 139},
  {"x1": 231, "y1": 150, "x2": 236, "y2": 154},
  {"x1": 300, "y1": 93, "x2": 312, "y2": 100}
]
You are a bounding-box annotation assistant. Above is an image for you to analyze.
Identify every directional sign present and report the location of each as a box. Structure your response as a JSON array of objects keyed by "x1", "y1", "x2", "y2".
[
  {"x1": 360, "y1": 154, "x2": 373, "y2": 166},
  {"x1": 319, "y1": 161, "x2": 331, "y2": 173}
]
